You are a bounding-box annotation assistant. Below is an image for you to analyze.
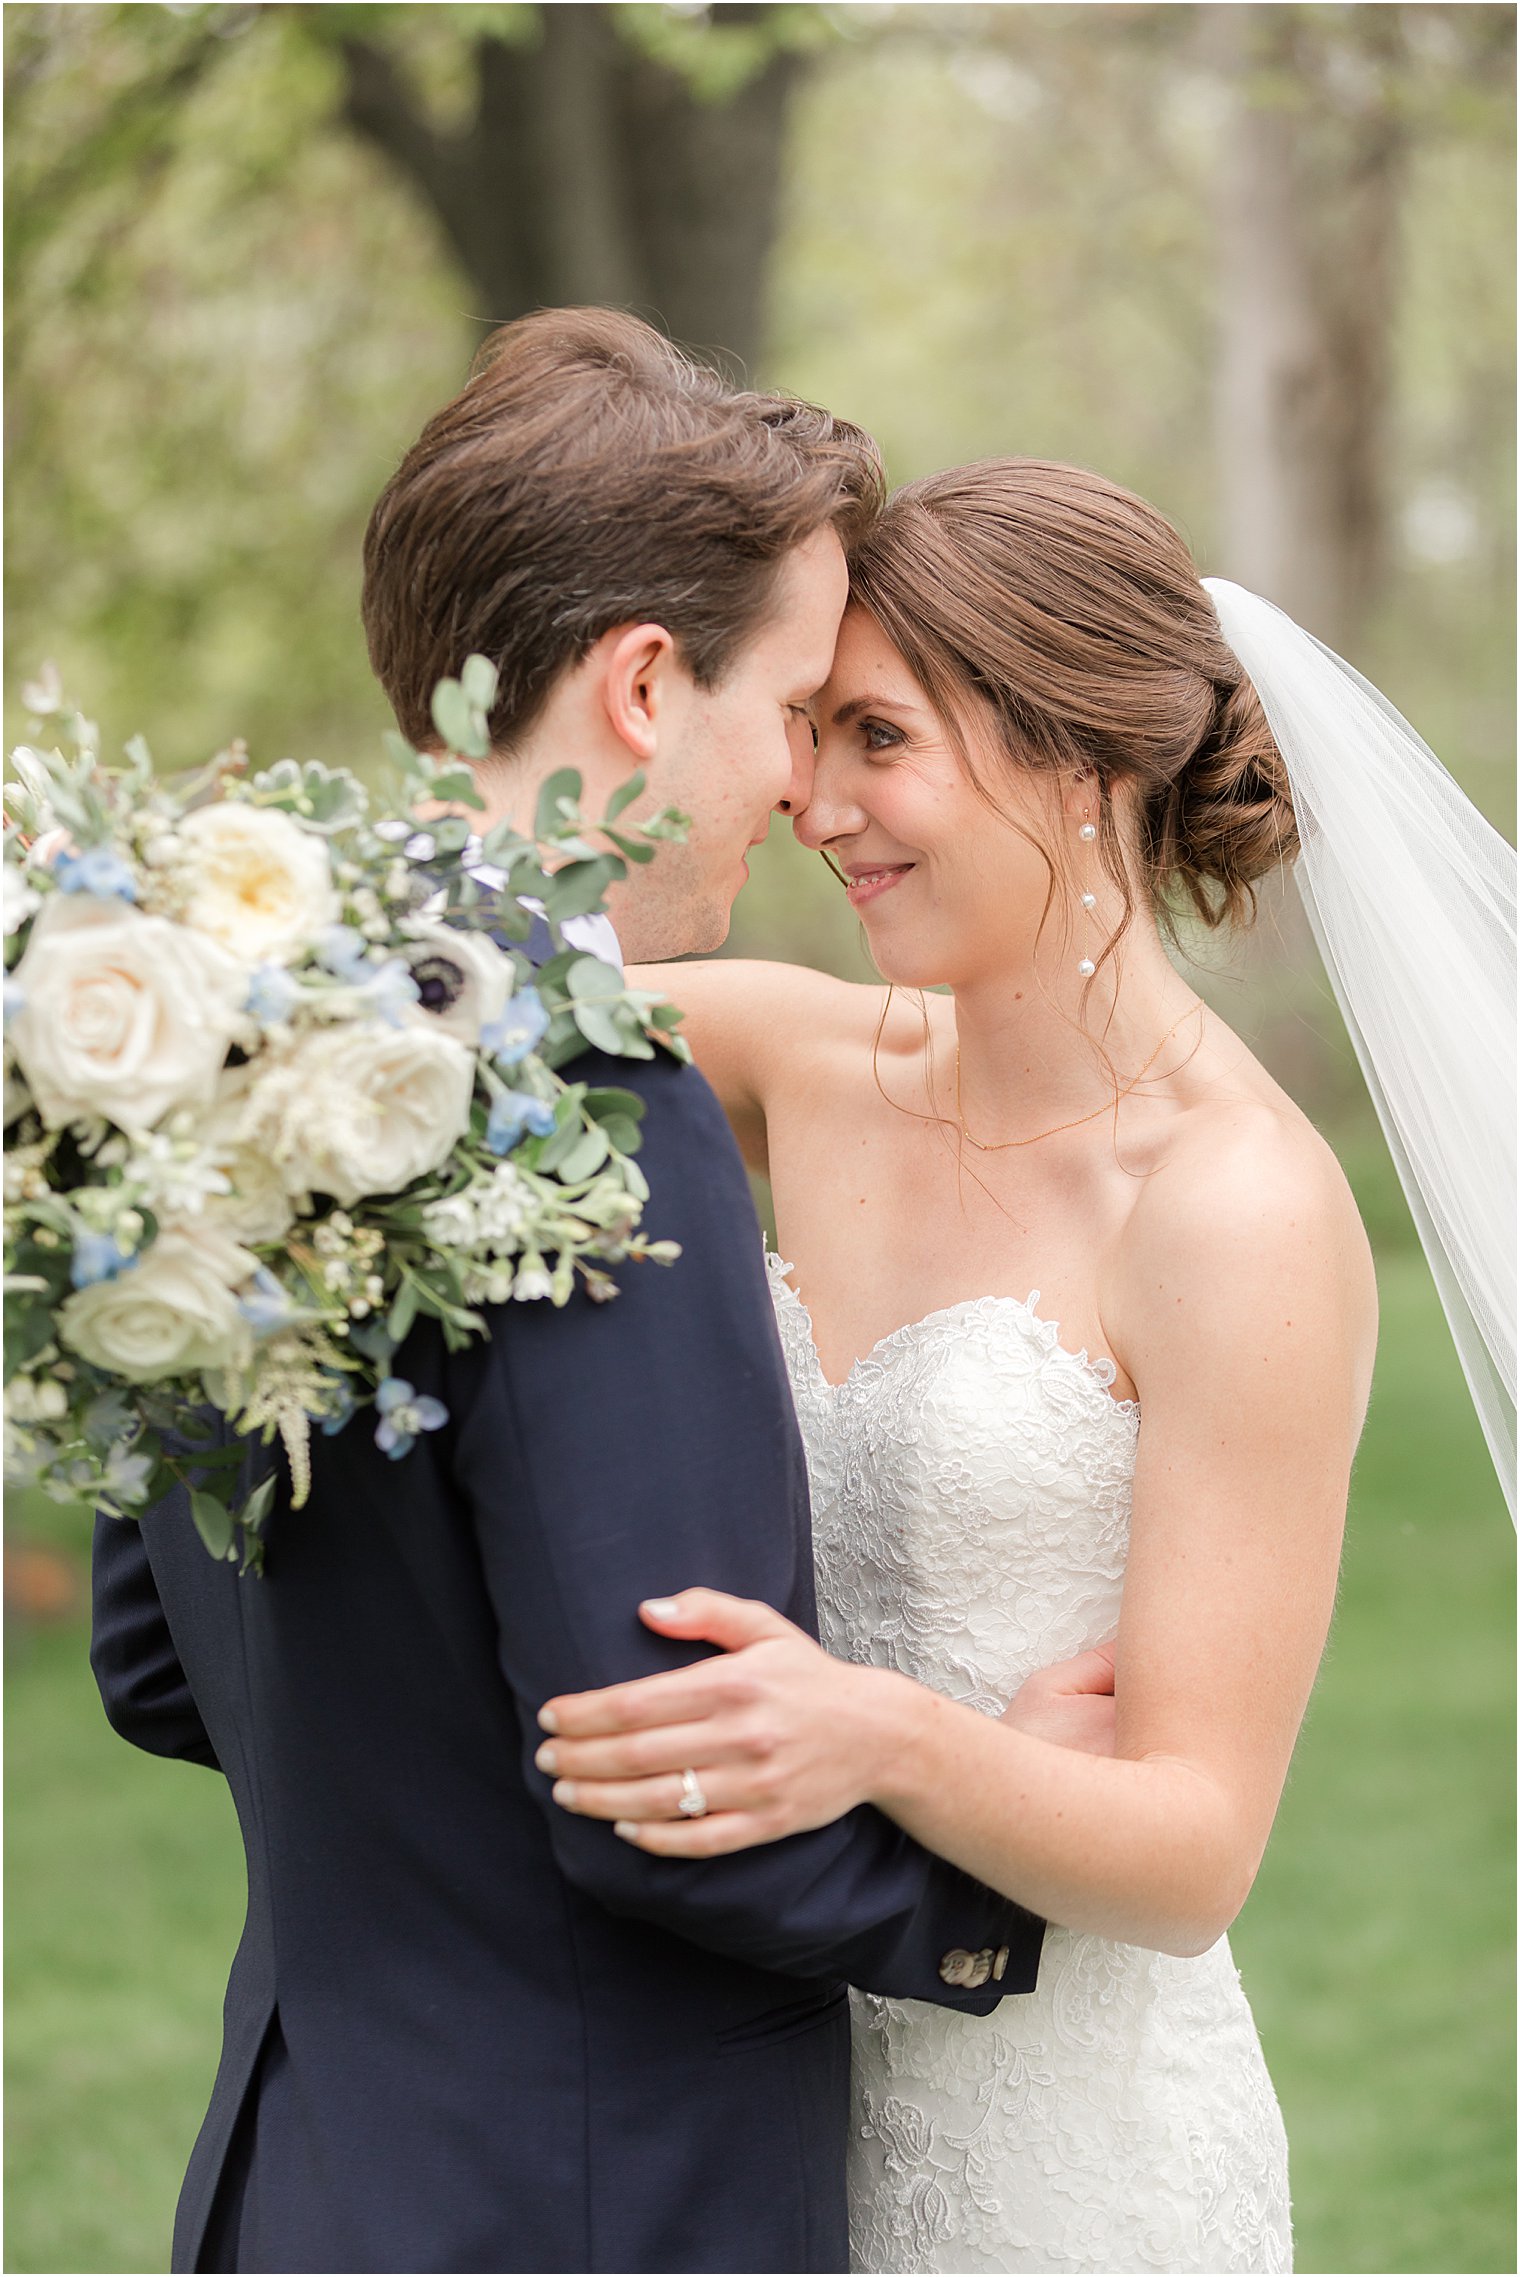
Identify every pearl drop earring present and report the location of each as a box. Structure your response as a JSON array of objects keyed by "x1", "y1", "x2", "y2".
[{"x1": 1077, "y1": 807, "x2": 1098, "y2": 978}]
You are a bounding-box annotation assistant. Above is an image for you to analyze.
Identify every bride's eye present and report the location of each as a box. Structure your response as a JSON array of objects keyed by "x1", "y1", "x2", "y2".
[{"x1": 861, "y1": 718, "x2": 905, "y2": 755}]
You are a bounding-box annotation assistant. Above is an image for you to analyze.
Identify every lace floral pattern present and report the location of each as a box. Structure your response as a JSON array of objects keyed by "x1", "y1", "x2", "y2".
[{"x1": 767, "y1": 1254, "x2": 1292, "y2": 2275}]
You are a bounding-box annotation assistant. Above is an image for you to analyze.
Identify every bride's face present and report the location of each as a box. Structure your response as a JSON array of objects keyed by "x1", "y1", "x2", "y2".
[{"x1": 794, "y1": 608, "x2": 1068, "y2": 990}]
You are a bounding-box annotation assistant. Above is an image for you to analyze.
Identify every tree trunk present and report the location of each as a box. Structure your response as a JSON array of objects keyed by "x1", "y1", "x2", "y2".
[
  {"x1": 1211, "y1": 4, "x2": 1406, "y2": 652},
  {"x1": 337, "y1": 4, "x2": 803, "y2": 377}
]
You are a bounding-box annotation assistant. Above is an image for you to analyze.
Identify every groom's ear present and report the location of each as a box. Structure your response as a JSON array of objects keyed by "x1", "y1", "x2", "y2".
[{"x1": 598, "y1": 622, "x2": 679, "y2": 764}]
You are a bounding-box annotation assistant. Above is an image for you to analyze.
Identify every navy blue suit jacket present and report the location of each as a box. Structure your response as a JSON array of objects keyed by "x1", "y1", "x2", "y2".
[{"x1": 91, "y1": 1046, "x2": 1042, "y2": 2274}]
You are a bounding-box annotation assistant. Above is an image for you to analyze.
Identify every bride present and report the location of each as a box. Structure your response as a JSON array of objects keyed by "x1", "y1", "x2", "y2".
[{"x1": 532, "y1": 460, "x2": 1514, "y2": 2274}]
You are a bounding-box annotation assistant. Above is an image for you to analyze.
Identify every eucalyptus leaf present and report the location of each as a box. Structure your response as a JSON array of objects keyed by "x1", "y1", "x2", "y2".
[
  {"x1": 602, "y1": 771, "x2": 646, "y2": 823},
  {"x1": 535, "y1": 767, "x2": 584, "y2": 841},
  {"x1": 574, "y1": 1001, "x2": 633, "y2": 1055},
  {"x1": 584, "y1": 1087, "x2": 646, "y2": 1125},
  {"x1": 429, "y1": 817, "x2": 472, "y2": 858},
  {"x1": 536, "y1": 1114, "x2": 589, "y2": 1173},
  {"x1": 639, "y1": 805, "x2": 692, "y2": 842},
  {"x1": 460, "y1": 654, "x2": 499, "y2": 711},
  {"x1": 556, "y1": 1126, "x2": 611, "y2": 1181},
  {"x1": 565, "y1": 954, "x2": 625, "y2": 1005},
  {"x1": 427, "y1": 765, "x2": 486, "y2": 811},
  {"x1": 602, "y1": 827, "x2": 655, "y2": 865},
  {"x1": 485, "y1": 895, "x2": 532, "y2": 940},
  {"x1": 431, "y1": 678, "x2": 488, "y2": 760},
  {"x1": 387, "y1": 1280, "x2": 420, "y2": 1345},
  {"x1": 542, "y1": 855, "x2": 622, "y2": 921},
  {"x1": 237, "y1": 1472, "x2": 279, "y2": 1535},
  {"x1": 476, "y1": 823, "x2": 534, "y2": 869},
  {"x1": 190, "y1": 1488, "x2": 235, "y2": 1561},
  {"x1": 533, "y1": 950, "x2": 581, "y2": 997}
]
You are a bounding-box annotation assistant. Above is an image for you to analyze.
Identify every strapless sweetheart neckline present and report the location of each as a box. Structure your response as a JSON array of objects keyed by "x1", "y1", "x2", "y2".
[{"x1": 766, "y1": 1251, "x2": 1140, "y2": 1416}]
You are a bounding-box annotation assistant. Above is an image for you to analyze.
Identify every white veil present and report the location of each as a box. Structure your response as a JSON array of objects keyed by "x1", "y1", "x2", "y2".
[{"x1": 1203, "y1": 578, "x2": 1517, "y2": 1521}]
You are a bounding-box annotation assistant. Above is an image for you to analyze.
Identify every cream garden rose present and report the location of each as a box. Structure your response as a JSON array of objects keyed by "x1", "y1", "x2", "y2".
[
  {"x1": 58, "y1": 1221, "x2": 258, "y2": 1382},
  {"x1": 177, "y1": 800, "x2": 339, "y2": 962},
  {"x1": 240, "y1": 1020, "x2": 475, "y2": 1207},
  {"x1": 8, "y1": 896, "x2": 247, "y2": 1131}
]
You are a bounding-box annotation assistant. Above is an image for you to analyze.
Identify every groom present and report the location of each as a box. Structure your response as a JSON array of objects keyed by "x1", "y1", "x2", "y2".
[{"x1": 92, "y1": 310, "x2": 1047, "y2": 2276}]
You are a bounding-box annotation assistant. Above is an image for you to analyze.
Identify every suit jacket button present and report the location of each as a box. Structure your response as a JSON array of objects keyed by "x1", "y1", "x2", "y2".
[
  {"x1": 939, "y1": 1947, "x2": 994, "y2": 1989},
  {"x1": 992, "y1": 1945, "x2": 1010, "y2": 1982}
]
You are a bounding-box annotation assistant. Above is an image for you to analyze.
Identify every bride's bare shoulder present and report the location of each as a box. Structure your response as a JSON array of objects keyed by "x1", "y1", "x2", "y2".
[{"x1": 1115, "y1": 1085, "x2": 1378, "y2": 1405}]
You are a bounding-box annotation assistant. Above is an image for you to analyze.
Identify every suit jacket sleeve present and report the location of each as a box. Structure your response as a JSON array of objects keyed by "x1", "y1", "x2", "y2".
[
  {"x1": 91, "y1": 1507, "x2": 222, "y2": 1771},
  {"x1": 451, "y1": 1049, "x2": 1043, "y2": 2011}
]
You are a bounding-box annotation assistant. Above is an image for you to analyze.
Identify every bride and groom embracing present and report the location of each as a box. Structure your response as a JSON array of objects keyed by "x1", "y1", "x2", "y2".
[{"x1": 92, "y1": 306, "x2": 1514, "y2": 2277}]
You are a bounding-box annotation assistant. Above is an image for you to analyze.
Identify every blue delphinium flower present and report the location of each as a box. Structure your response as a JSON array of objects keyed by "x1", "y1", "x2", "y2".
[
  {"x1": 373, "y1": 1376, "x2": 449, "y2": 1460},
  {"x1": 480, "y1": 985, "x2": 549, "y2": 1068},
  {"x1": 69, "y1": 1228, "x2": 139, "y2": 1289},
  {"x1": 485, "y1": 1089, "x2": 557, "y2": 1155},
  {"x1": 320, "y1": 1379, "x2": 358, "y2": 1437},
  {"x1": 316, "y1": 924, "x2": 370, "y2": 980},
  {"x1": 238, "y1": 1267, "x2": 296, "y2": 1338},
  {"x1": 244, "y1": 963, "x2": 302, "y2": 1023},
  {"x1": 355, "y1": 956, "x2": 421, "y2": 1028},
  {"x1": 53, "y1": 845, "x2": 138, "y2": 902}
]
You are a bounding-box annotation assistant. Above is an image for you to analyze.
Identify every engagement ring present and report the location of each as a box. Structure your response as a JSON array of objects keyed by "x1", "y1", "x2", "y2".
[{"x1": 677, "y1": 1768, "x2": 709, "y2": 1818}]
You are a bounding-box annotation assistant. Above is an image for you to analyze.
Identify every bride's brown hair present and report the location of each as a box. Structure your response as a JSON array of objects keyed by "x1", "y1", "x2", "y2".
[{"x1": 845, "y1": 459, "x2": 1297, "y2": 958}]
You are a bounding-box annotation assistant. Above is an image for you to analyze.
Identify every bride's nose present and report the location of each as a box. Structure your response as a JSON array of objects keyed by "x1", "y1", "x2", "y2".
[{"x1": 790, "y1": 750, "x2": 867, "y2": 853}]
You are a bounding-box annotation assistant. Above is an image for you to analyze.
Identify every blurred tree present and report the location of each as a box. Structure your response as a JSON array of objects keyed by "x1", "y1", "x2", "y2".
[
  {"x1": 329, "y1": 2, "x2": 820, "y2": 374},
  {"x1": 1209, "y1": 2, "x2": 1515, "y2": 650},
  {"x1": 4, "y1": 0, "x2": 1512, "y2": 1043}
]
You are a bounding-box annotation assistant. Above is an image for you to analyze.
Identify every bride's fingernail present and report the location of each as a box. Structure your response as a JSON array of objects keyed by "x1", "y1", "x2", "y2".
[
  {"x1": 537, "y1": 1706, "x2": 560, "y2": 1734},
  {"x1": 535, "y1": 1744, "x2": 558, "y2": 1774},
  {"x1": 642, "y1": 1598, "x2": 679, "y2": 1619},
  {"x1": 552, "y1": 1780, "x2": 579, "y2": 1810},
  {"x1": 614, "y1": 1821, "x2": 641, "y2": 1842}
]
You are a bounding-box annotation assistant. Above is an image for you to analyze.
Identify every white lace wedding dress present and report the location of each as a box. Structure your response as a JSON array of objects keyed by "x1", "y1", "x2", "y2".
[{"x1": 767, "y1": 1253, "x2": 1293, "y2": 2276}]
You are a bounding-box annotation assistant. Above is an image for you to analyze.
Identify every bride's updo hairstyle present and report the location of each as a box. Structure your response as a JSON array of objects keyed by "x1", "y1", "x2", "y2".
[{"x1": 845, "y1": 459, "x2": 1298, "y2": 946}]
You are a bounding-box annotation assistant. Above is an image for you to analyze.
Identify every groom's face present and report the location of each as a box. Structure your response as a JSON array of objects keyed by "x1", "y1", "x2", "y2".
[{"x1": 615, "y1": 527, "x2": 848, "y2": 960}]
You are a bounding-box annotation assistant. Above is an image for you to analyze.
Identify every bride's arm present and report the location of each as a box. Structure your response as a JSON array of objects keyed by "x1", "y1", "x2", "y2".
[
  {"x1": 536, "y1": 1120, "x2": 1376, "y2": 1959},
  {"x1": 631, "y1": 959, "x2": 855, "y2": 1177}
]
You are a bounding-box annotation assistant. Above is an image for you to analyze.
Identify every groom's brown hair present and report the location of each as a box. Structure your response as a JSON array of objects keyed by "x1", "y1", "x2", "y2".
[{"x1": 363, "y1": 307, "x2": 883, "y2": 750}]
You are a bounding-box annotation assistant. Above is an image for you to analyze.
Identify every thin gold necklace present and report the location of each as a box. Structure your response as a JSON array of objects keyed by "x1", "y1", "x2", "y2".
[{"x1": 953, "y1": 1006, "x2": 1200, "y2": 1152}]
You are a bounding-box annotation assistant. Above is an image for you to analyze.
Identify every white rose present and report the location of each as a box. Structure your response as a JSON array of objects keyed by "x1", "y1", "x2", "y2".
[
  {"x1": 178, "y1": 802, "x2": 339, "y2": 962},
  {"x1": 58, "y1": 1221, "x2": 257, "y2": 1382},
  {"x1": 398, "y1": 921, "x2": 516, "y2": 1045},
  {"x1": 8, "y1": 896, "x2": 247, "y2": 1132},
  {"x1": 240, "y1": 1020, "x2": 474, "y2": 1207},
  {"x1": 200, "y1": 1067, "x2": 297, "y2": 1243}
]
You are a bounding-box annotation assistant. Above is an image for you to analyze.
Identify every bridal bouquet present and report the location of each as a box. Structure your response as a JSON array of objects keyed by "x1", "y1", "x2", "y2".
[{"x1": 3, "y1": 658, "x2": 689, "y2": 1569}]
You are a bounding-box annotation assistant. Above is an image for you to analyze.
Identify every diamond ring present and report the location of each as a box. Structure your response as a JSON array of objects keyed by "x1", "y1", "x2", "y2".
[{"x1": 677, "y1": 1768, "x2": 709, "y2": 1818}]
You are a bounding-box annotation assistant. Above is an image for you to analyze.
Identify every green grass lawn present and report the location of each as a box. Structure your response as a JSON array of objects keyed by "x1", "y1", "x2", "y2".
[{"x1": 5, "y1": 1249, "x2": 1513, "y2": 2275}]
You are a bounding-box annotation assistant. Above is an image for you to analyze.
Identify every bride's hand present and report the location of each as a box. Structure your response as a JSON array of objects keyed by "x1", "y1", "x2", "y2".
[
  {"x1": 1000, "y1": 1642, "x2": 1118, "y2": 1758},
  {"x1": 535, "y1": 1590, "x2": 916, "y2": 1856}
]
